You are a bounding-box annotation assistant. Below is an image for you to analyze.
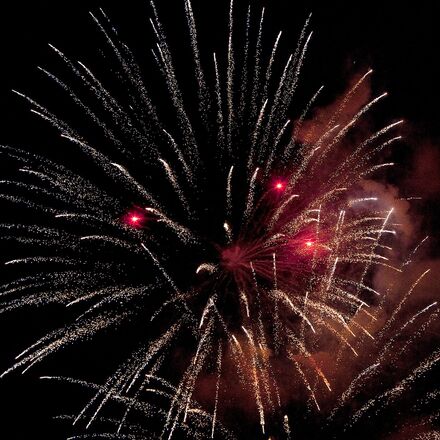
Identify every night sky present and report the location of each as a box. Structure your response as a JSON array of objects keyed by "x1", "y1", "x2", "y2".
[{"x1": 0, "y1": 1, "x2": 439, "y2": 439}]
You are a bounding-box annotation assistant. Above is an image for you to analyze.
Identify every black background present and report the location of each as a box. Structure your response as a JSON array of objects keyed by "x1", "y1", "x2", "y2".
[{"x1": 0, "y1": 1, "x2": 439, "y2": 438}]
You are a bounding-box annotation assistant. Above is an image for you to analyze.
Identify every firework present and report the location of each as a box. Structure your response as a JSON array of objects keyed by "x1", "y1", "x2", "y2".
[{"x1": 0, "y1": 1, "x2": 438, "y2": 439}]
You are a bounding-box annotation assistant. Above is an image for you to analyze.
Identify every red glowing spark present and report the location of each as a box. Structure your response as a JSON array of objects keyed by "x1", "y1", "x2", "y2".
[
  {"x1": 274, "y1": 181, "x2": 284, "y2": 191},
  {"x1": 123, "y1": 210, "x2": 145, "y2": 228},
  {"x1": 305, "y1": 241, "x2": 313, "y2": 248}
]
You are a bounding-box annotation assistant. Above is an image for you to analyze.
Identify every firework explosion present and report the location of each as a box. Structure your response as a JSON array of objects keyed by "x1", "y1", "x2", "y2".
[{"x1": 0, "y1": 1, "x2": 439, "y2": 439}]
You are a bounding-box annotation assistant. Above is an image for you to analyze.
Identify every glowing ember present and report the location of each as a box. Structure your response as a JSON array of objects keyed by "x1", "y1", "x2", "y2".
[
  {"x1": 274, "y1": 181, "x2": 284, "y2": 191},
  {"x1": 124, "y1": 210, "x2": 145, "y2": 228}
]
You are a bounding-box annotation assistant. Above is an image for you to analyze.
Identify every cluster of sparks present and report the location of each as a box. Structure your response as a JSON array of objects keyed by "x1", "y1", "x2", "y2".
[{"x1": 0, "y1": 1, "x2": 438, "y2": 439}]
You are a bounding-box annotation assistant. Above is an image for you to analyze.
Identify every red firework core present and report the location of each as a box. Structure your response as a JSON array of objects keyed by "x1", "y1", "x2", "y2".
[{"x1": 221, "y1": 245, "x2": 250, "y2": 272}]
